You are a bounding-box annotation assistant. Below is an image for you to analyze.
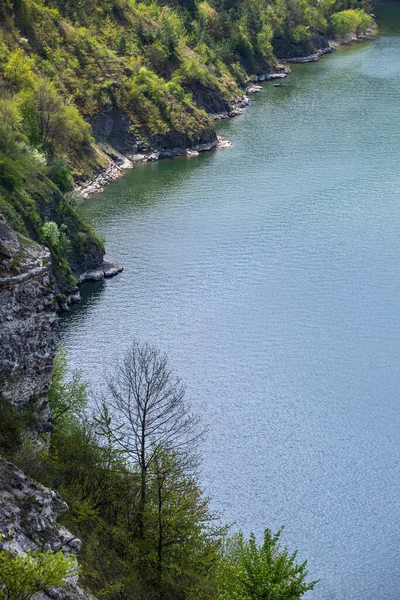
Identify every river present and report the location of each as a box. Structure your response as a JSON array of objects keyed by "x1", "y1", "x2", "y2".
[{"x1": 61, "y1": 4, "x2": 400, "y2": 598}]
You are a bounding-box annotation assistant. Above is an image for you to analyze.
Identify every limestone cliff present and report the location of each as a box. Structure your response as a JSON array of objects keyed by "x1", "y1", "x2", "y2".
[
  {"x1": 0, "y1": 220, "x2": 93, "y2": 599},
  {"x1": 0, "y1": 218, "x2": 58, "y2": 434},
  {"x1": 0, "y1": 458, "x2": 90, "y2": 600}
]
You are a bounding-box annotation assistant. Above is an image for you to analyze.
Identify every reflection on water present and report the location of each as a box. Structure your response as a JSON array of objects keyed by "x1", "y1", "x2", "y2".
[{"x1": 61, "y1": 280, "x2": 106, "y2": 326}]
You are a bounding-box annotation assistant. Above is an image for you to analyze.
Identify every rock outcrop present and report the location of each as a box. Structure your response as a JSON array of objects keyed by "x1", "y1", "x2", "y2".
[
  {"x1": 0, "y1": 458, "x2": 90, "y2": 600},
  {"x1": 87, "y1": 105, "x2": 138, "y2": 155},
  {"x1": 0, "y1": 221, "x2": 93, "y2": 599},
  {"x1": 0, "y1": 218, "x2": 58, "y2": 433},
  {"x1": 273, "y1": 32, "x2": 332, "y2": 60},
  {"x1": 77, "y1": 259, "x2": 124, "y2": 284},
  {"x1": 87, "y1": 103, "x2": 218, "y2": 158}
]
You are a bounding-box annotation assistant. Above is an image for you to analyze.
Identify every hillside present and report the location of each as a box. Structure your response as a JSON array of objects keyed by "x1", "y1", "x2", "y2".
[{"x1": 0, "y1": 0, "x2": 371, "y2": 293}]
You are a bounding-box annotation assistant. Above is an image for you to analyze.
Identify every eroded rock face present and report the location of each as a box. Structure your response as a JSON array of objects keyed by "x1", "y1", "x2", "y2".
[
  {"x1": 0, "y1": 217, "x2": 20, "y2": 268},
  {"x1": 0, "y1": 458, "x2": 90, "y2": 600},
  {"x1": 88, "y1": 103, "x2": 218, "y2": 156},
  {"x1": 183, "y1": 82, "x2": 233, "y2": 116},
  {"x1": 0, "y1": 223, "x2": 92, "y2": 600},
  {"x1": 87, "y1": 105, "x2": 138, "y2": 155},
  {"x1": 0, "y1": 220, "x2": 58, "y2": 431}
]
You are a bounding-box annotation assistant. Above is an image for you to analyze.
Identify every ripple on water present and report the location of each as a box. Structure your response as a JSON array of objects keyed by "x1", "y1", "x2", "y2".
[{"x1": 62, "y1": 5, "x2": 400, "y2": 599}]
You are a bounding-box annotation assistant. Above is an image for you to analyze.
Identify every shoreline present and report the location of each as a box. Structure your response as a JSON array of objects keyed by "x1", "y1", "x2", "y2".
[
  {"x1": 74, "y1": 135, "x2": 232, "y2": 199},
  {"x1": 69, "y1": 29, "x2": 376, "y2": 302},
  {"x1": 74, "y1": 32, "x2": 374, "y2": 202},
  {"x1": 73, "y1": 69, "x2": 293, "y2": 200}
]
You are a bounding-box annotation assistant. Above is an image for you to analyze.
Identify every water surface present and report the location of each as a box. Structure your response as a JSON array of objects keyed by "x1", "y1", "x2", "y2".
[{"x1": 62, "y1": 5, "x2": 400, "y2": 598}]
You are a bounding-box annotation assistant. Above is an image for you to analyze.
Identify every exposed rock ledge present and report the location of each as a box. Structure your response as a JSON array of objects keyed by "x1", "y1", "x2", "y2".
[
  {"x1": 246, "y1": 83, "x2": 263, "y2": 94},
  {"x1": 208, "y1": 95, "x2": 250, "y2": 120},
  {"x1": 0, "y1": 219, "x2": 58, "y2": 419},
  {"x1": 77, "y1": 260, "x2": 124, "y2": 284},
  {"x1": 0, "y1": 458, "x2": 90, "y2": 600},
  {"x1": 282, "y1": 43, "x2": 336, "y2": 63},
  {"x1": 250, "y1": 67, "x2": 291, "y2": 82},
  {"x1": 75, "y1": 156, "x2": 133, "y2": 199},
  {"x1": 75, "y1": 135, "x2": 230, "y2": 199},
  {"x1": 60, "y1": 260, "x2": 123, "y2": 309}
]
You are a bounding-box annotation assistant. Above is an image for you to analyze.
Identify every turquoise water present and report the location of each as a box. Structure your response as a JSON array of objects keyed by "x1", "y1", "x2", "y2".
[{"x1": 62, "y1": 5, "x2": 400, "y2": 598}]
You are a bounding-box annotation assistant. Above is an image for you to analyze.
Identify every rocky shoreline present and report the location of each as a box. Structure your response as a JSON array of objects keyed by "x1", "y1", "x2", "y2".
[
  {"x1": 282, "y1": 30, "x2": 376, "y2": 63},
  {"x1": 71, "y1": 31, "x2": 376, "y2": 296},
  {"x1": 75, "y1": 134, "x2": 232, "y2": 199},
  {"x1": 72, "y1": 59, "x2": 327, "y2": 202},
  {"x1": 282, "y1": 43, "x2": 336, "y2": 63},
  {"x1": 72, "y1": 62, "x2": 319, "y2": 202}
]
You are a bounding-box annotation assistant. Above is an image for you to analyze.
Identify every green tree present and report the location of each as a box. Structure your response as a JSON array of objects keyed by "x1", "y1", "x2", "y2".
[
  {"x1": 42, "y1": 347, "x2": 221, "y2": 600},
  {"x1": 48, "y1": 348, "x2": 88, "y2": 424},
  {"x1": 216, "y1": 527, "x2": 318, "y2": 600},
  {"x1": 146, "y1": 447, "x2": 223, "y2": 596},
  {"x1": 3, "y1": 49, "x2": 35, "y2": 90},
  {"x1": 0, "y1": 546, "x2": 78, "y2": 600},
  {"x1": 330, "y1": 9, "x2": 369, "y2": 40}
]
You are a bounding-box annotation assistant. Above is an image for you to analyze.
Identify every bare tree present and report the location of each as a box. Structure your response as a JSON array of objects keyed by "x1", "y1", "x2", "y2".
[{"x1": 100, "y1": 341, "x2": 205, "y2": 539}]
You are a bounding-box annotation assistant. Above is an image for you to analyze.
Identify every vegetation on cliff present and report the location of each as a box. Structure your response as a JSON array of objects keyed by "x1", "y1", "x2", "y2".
[
  {"x1": 0, "y1": 0, "x2": 370, "y2": 289},
  {"x1": 0, "y1": 343, "x2": 318, "y2": 600},
  {"x1": 0, "y1": 544, "x2": 78, "y2": 600}
]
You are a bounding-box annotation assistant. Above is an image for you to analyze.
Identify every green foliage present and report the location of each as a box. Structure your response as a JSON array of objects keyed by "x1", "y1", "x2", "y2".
[
  {"x1": 42, "y1": 221, "x2": 76, "y2": 290},
  {"x1": 0, "y1": 545, "x2": 78, "y2": 600},
  {"x1": 216, "y1": 527, "x2": 318, "y2": 600},
  {"x1": 49, "y1": 155, "x2": 74, "y2": 192},
  {"x1": 0, "y1": 396, "x2": 35, "y2": 459},
  {"x1": 42, "y1": 221, "x2": 63, "y2": 249},
  {"x1": 330, "y1": 9, "x2": 370, "y2": 39},
  {"x1": 3, "y1": 49, "x2": 35, "y2": 90},
  {"x1": 36, "y1": 348, "x2": 223, "y2": 600},
  {"x1": 0, "y1": 102, "x2": 100, "y2": 293},
  {"x1": 17, "y1": 82, "x2": 91, "y2": 156},
  {"x1": 48, "y1": 348, "x2": 88, "y2": 424},
  {"x1": 290, "y1": 25, "x2": 309, "y2": 43}
]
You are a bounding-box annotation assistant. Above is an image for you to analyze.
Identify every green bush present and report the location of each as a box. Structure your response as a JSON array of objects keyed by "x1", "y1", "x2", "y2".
[
  {"x1": 0, "y1": 396, "x2": 30, "y2": 458},
  {"x1": 0, "y1": 545, "x2": 78, "y2": 600},
  {"x1": 49, "y1": 155, "x2": 74, "y2": 192},
  {"x1": 331, "y1": 9, "x2": 370, "y2": 40},
  {"x1": 290, "y1": 25, "x2": 310, "y2": 43},
  {"x1": 216, "y1": 527, "x2": 318, "y2": 600}
]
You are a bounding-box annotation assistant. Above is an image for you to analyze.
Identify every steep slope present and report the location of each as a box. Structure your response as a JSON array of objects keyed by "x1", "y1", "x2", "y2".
[
  {"x1": 0, "y1": 218, "x2": 58, "y2": 433},
  {"x1": 0, "y1": 458, "x2": 92, "y2": 600}
]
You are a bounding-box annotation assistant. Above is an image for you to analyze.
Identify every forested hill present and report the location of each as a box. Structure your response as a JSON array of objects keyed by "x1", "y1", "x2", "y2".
[{"x1": 0, "y1": 0, "x2": 370, "y2": 291}]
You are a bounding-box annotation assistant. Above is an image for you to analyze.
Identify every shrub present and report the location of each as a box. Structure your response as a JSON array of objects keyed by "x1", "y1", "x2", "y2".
[
  {"x1": 42, "y1": 220, "x2": 62, "y2": 249},
  {"x1": 217, "y1": 527, "x2": 318, "y2": 600},
  {"x1": 330, "y1": 9, "x2": 370, "y2": 40},
  {"x1": 49, "y1": 155, "x2": 74, "y2": 192},
  {"x1": 0, "y1": 545, "x2": 78, "y2": 600}
]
